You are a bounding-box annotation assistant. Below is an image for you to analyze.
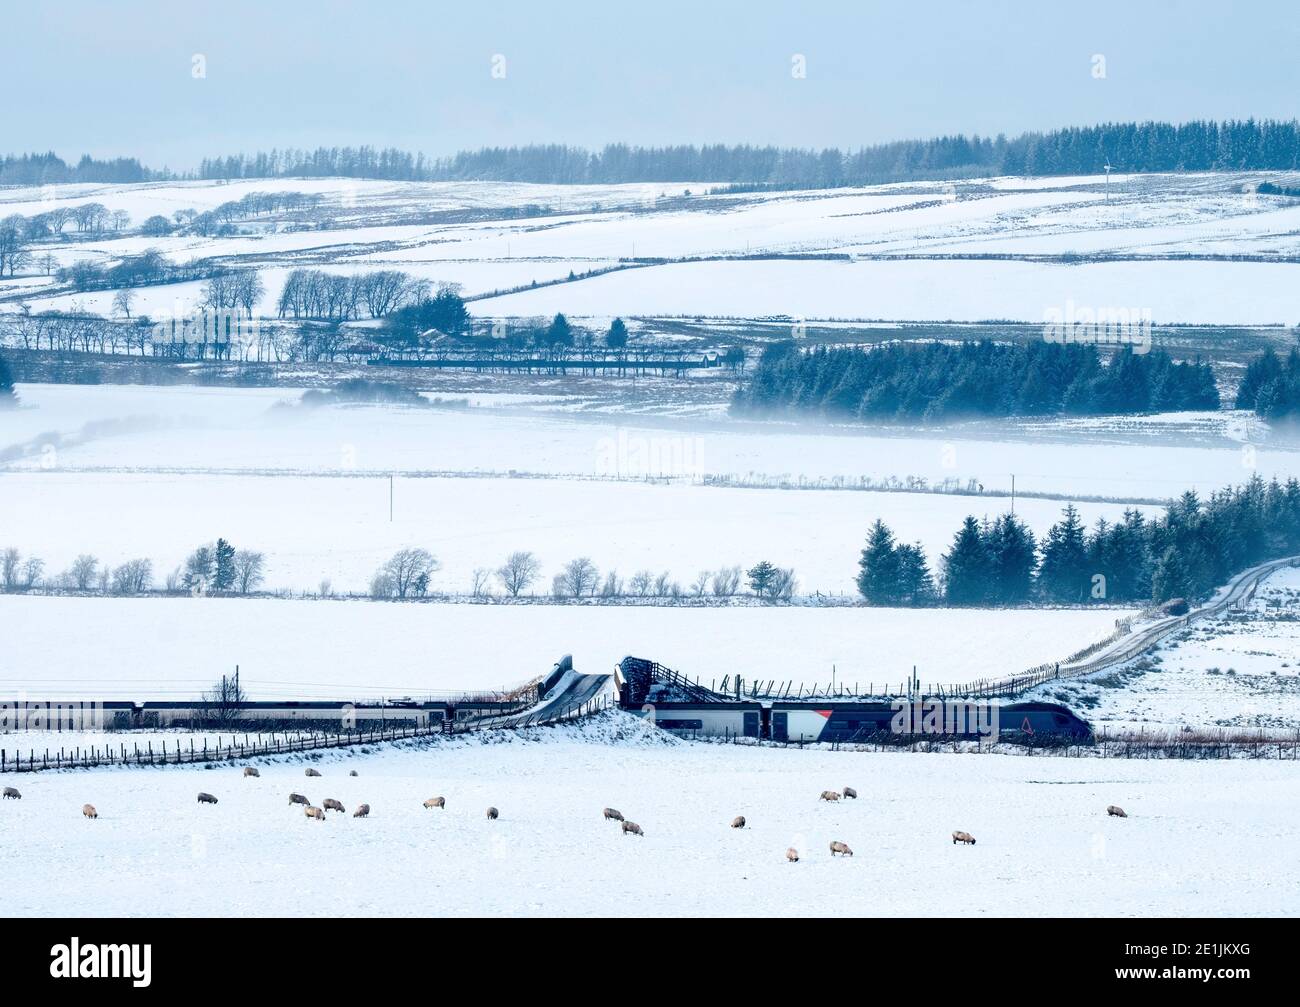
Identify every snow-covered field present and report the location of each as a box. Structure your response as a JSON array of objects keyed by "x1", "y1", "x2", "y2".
[
  {"x1": 0, "y1": 594, "x2": 1131, "y2": 700},
  {"x1": 0, "y1": 470, "x2": 1164, "y2": 597},
  {"x1": 5, "y1": 171, "x2": 1300, "y2": 324},
  {"x1": 1, "y1": 718, "x2": 1294, "y2": 917},
  {"x1": 471, "y1": 257, "x2": 1300, "y2": 325},
  {"x1": 1038, "y1": 568, "x2": 1300, "y2": 733},
  {"x1": 7, "y1": 382, "x2": 1297, "y2": 502}
]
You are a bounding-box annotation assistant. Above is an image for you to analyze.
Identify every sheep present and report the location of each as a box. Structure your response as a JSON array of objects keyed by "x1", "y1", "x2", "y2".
[
  {"x1": 423, "y1": 796, "x2": 445, "y2": 810},
  {"x1": 289, "y1": 793, "x2": 310, "y2": 806},
  {"x1": 819, "y1": 790, "x2": 841, "y2": 802},
  {"x1": 952, "y1": 831, "x2": 976, "y2": 845},
  {"x1": 731, "y1": 815, "x2": 746, "y2": 829},
  {"x1": 304, "y1": 806, "x2": 326, "y2": 822},
  {"x1": 196, "y1": 792, "x2": 218, "y2": 805},
  {"x1": 305, "y1": 768, "x2": 321, "y2": 778},
  {"x1": 621, "y1": 821, "x2": 644, "y2": 837},
  {"x1": 323, "y1": 798, "x2": 345, "y2": 814},
  {"x1": 486, "y1": 807, "x2": 499, "y2": 820},
  {"x1": 786, "y1": 847, "x2": 799, "y2": 863},
  {"x1": 82, "y1": 804, "x2": 98, "y2": 819},
  {"x1": 602, "y1": 807, "x2": 624, "y2": 822},
  {"x1": 829, "y1": 840, "x2": 853, "y2": 857},
  {"x1": 1107, "y1": 805, "x2": 1128, "y2": 818},
  {"x1": 242, "y1": 767, "x2": 260, "y2": 778},
  {"x1": 2, "y1": 787, "x2": 20, "y2": 800},
  {"x1": 843, "y1": 786, "x2": 858, "y2": 799},
  {"x1": 353, "y1": 804, "x2": 370, "y2": 819}
]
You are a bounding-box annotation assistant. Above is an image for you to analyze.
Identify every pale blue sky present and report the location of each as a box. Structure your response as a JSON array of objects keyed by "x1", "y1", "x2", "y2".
[{"x1": 4, "y1": 0, "x2": 1297, "y2": 170}]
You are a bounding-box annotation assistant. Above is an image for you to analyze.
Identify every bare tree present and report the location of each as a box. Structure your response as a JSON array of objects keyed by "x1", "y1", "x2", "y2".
[
  {"x1": 629, "y1": 569, "x2": 653, "y2": 597},
  {"x1": 692, "y1": 570, "x2": 711, "y2": 596},
  {"x1": 233, "y1": 550, "x2": 266, "y2": 594},
  {"x1": 110, "y1": 559, "x2": 153, "y2": 596},
  {"x1": 19, "y1": 557, "x2": 43, "y2": 590},
  {"x1": 374, "y1": 548, "x2": 438, "y2": 599},
  {"x1": 770, "y1": 567, "x2": 798, "y2": 601},
  {"x1": 233, "y1": 268, "x2": 265, "y2": 316},
  {"x1": 197, "y1": 671, "x2": 247, "y2": 726},
  {"x1": 496, "y1": 551, "x2": 540, "y2": 597},
  {"x1": 552, "y1": 557, "x2": 599, "y2": 598},
  {"x1": 1, "y1": 548, "x2": 20, "y2": 591},
  {"x1": 711, "y1": 566, "x2": 742, "y2": 598},
  {"x1": 600, "y1": 570, "x2": 623, "y2": 598},
  {"x1": 112, "y1": 288, "x2": 135, "y2": 319},
  {"x1": 69, "y1": 554, "x2": 99, "y2": 591},
  {"x1": 469, "y1": 568, "x2": 492, "y2": 598}
]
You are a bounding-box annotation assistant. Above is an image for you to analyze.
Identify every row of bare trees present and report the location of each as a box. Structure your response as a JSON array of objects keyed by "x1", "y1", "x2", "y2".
[
  {"x1": 0, "y1": 548, "x2": 154, "y2": 596},
  {"x1": 277, "y1": 268, "x2": 429, "y2": 321},
  {"x1": 0, "y1": 544, "x2": 796, "y2": 604},
  {"x1": 370, "y1": 549, "x2": 795, "y2": 603}
]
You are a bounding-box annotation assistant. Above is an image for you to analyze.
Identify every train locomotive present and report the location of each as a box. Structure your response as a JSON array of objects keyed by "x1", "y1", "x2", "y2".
[{"x1": 618, "y1": 656, "x2": 1093, "y2": 745}]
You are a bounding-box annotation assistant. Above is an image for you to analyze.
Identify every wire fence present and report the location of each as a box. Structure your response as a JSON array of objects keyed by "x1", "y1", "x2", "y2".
[{"x1": 0, "y1": 692, "x2": 618, "y2": 775}]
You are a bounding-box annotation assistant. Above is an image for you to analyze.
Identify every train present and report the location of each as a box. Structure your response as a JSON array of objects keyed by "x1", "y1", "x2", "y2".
[
  {"x1": 0, "y1": 698, "x2": 528, "y2": 733},
  {"x1": 636, "y1": 699, "x2": 1093, "y2": 745}
]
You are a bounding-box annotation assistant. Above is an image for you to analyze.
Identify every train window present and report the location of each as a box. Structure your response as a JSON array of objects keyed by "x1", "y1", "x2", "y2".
[
  {"x1": 1053, "y1": 714, "x2": 1070, "y2": 725},
  {"x1": 658, "y1": 719, "x2": 703, "y2": 730}
]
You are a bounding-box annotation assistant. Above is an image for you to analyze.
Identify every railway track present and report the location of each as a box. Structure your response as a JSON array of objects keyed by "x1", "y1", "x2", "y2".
[{"x1": 1055, "y1": 554, "x2": 1298, "y2": 680}]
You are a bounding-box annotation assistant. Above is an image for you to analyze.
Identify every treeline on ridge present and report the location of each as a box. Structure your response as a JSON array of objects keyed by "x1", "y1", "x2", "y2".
[{"x1": 10, "y1": 118, "x2": 1300, "y2": 189}]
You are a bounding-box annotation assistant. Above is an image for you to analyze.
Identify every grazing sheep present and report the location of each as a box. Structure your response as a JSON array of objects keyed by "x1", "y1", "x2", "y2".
[
  {"x1": 304, "y1": 806, "x2": 326, "y2": 822},
  {"x1": 621, "y1": 820, "x2": 644, "y2": 837},
  {"x1": 242, "y1": 767, "x2": 260, "y2": 778},
  {"x1": 1107, "y1": 805, "x2": 1128, "y2": 818},
  {"x1": 829, "y1": 840, "x2": 853, "y2": 857},
  {"x1": 486, "y1": 806, "x2": 499, "y2": 820},
  {"x1": 2, "y1": 787, "x2": 20, "y2": 800},
  {"x1": 289, "y1": 793, "x2": 310, "y2": 806},
  {"x1": 196, "y1": 792, "x2": 218, "y2": 805},
  {"x1": 843, "y1": 787, "x2": 858, "y2": 799},
  {"x1": 602, "y1": 807, "x2": 624, "y2": 822},
  {"x1": 82, "y1": 804, "x2": 97, "y2": 819},
  {"x1": 349, "y1": 770, "x2": 358, "y2": 777},
  {"x1": 819, "y1": 790, "x2": 841, "y2": 802},
  {"x1": 323, "y1": 798, "x2": 345, "y2": 814},
  {"x1": 353, "y1": 804, "x2": 370, "y2": 819},
  {"x1": 952, "y1": 831, "x2": 976, "y2": 845},
  {"x1": 786, "y1": 847, "x2": 799, "y2": 863},
  {"x1": 731, "y1": 815, "x2": 746, "y2": 829},
  {"x1": 305, "y1": 768, "x2": 321, "y2": 778},
  {"x1": 423, "y1": 796, "x2": 445, "y2": 810}
]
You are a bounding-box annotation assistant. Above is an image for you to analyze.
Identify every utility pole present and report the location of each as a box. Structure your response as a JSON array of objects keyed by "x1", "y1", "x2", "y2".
[
  {"x1": 1103, "y1": 163, "x2": 1113, "y2": 202},
  {"x1": 1011, "y1": 473, "x2": 1016, "y2": 515}
]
